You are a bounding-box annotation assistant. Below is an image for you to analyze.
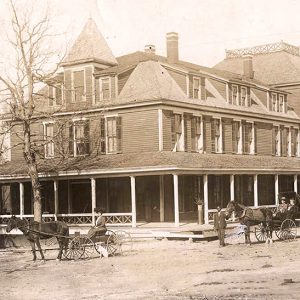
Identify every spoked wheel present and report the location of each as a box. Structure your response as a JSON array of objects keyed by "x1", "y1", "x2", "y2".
[
  {"x1": 79, "y1": 236, "x2": 95, "y2": 259},
  {"x1": 114, "y1": 231, "x2": 133, "y2": 254},
  {"x1": 275, "y1": 229, "x2": 284, "y2": 240},
  {"x1": 280, "y1": 219, "x2": 297, "y2": 241},
  {"x1": 105, "y1": 231, "x2": 119, "y2": 256},
  {"x1": 63, "y1": 236, "x2": 84, "y2": 260},
  {"x1": 255, "y1": 223, "x2": 268, "y2": 242}
]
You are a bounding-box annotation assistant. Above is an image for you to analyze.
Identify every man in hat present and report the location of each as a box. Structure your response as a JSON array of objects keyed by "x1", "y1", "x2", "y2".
[
  {"x1": 214, "y1": 206, "x2": 227, "y2": 247},
  {"x1": 277, "y1": 197, "x2": 288, "y2": 213}
]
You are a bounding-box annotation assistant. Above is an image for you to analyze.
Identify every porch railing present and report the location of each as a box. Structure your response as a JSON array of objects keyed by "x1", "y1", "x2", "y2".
[{"x1": 0, "y1": 212, "x2": 133, "y2": 227}]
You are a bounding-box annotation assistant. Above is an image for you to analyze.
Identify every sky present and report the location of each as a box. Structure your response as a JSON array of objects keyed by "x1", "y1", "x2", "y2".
[{"x1": 1, "y1": 0, "x2": 300, "y2": 67}]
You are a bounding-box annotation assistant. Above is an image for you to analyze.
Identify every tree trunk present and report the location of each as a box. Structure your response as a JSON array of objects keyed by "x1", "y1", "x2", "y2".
[{"x1": 23, "y1": 121, "x2": 42, "y2": 223}]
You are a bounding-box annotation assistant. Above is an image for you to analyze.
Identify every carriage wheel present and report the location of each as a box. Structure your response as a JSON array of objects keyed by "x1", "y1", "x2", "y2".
[
  {"x1": 114, "y1": 231, "x2": 133, "y2": 254},
  {"x1": 280, "y1": 219, "x2": 297, "y2": 241},
  {"x1": 94, "y1": 230, "x2": 117, "y2": 257},
  {"x1": 79, "y1": 236, "x2": 95, "y2": 259},
  {"x1": 275, "y1": 229, "x2": 284, "y2": 240},
  {"x1": 254, "y1": 224, "x2": 267, "y2": 242},
  {"x1": 63, "y1": 236, "x2": 84, "y2": 260},
  {"x1": 106, "y1": 231, "x2": 119, "y2": 256}
]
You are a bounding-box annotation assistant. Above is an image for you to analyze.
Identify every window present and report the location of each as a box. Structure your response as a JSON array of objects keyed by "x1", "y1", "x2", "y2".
[
  {"x1": 240, "y1": 87, "x2": 247, "y2": 106},
  {"x1": 44, "y1": 123, "x2": 54, "y2": 158},
  {"x1": 73, "y1": 70, "x2": 85, "y2": 102},
  {"x1": 191, "y1": 116, "x2": 202, "y2": 152},
  {"x1": 69, "y1": 120, "x2": 90, "y2": 157},
  {"x1": 232, "y1": 121, "x2": 241, "y2": 154},
  {"x1": 193, "y1": 78, "x2": 200, "y2": 99},
  {"x1": 100, "y1": 116, "x2": 122, "y2": 154},
  {"x1": 272, "y1": 126, "x2": 281, "y2": 156},
  {"x1": 211, "y1": 119, "x2": 221, "y2": 153},
  {"x1": 0, "y1": 125, "x2": 11, "y2": 162},
  {"x1": 242, "y1": 123, "x2": 253, "y2": 154},
  {"x1": 171, "y1": 114, "x2": 184, "y2": 151},
  {"x1": 100, "y1": 77, "x2": 111, "y2": 101},
  {"x1": 279, "y1": 95, "x2": 284, "y2": 113},
  {"x1": 271, "y1": 93, "x2": 277, "y2": 112},
  {"x1": 232, "y1": 85, "x2": 238, "y2": 105},
  {"x1": 48, "y1": 85, "x2": 63, "y2": 107}
]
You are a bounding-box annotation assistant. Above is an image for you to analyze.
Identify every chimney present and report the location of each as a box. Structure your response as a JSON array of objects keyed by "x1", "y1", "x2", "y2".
[
  {"x1": 144, "y1": 44, "x2": 156, "y2": 54},
  {"x1": 243, "y1": 55, "x2": 254, "y2": 79},
  {"x1": 166, "y1": 32, "x2": 179, "y2": 63}
]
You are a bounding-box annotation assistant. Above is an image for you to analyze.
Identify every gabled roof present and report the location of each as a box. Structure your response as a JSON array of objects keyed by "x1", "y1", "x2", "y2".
[
  {"x1": 215, "y1": 49, "x2": 300, "y2": 85},
  {"x1": 118, "y1": 61, "x2": 188, "y2": 102},
  {"x1": 62, "y1": 18, "x2": 118, "y2": 66}
]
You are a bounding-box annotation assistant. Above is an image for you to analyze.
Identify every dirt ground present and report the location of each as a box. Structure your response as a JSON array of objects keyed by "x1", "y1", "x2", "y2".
[{"x1": 1, "y1": 233, "x2": 300, "y2": 300}]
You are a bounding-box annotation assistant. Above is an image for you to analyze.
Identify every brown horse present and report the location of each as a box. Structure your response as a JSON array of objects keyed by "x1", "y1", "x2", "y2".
[
  {"x1": 225, "y1": 201, "x2": 273, "y2": 244},
  {"x1": 6, "y1": 216, "x2": 69, "y2": 261}
]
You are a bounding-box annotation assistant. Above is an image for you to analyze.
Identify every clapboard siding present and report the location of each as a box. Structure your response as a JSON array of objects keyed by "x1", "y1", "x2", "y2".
[
  {"x1": 118, "y1": 69, "x2": 134, "y2": 93},
  {"x1": 210, "y1": 79, "x2": 227, "y2": 100},
  {"x1": 121, "y1": 109, "x2": 158, "y2": 153},
  {"x1": 167, "y1": 69, "x2": 187, "y2": 94},
  {"x1": 252, "y1": 88, "x2": 268, "y2": 107},
  {"x1": 256, "y1": 122, "x2": 273, "y2": 155},
  {"x1": 223, "y1": 118, "x2": 233, "y2": 154}
]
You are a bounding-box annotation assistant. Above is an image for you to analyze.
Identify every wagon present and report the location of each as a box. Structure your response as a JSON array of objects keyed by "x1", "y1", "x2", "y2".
[
  {"x1": 254, "y1": 191, "x2": 299, "y2": 242},
  {"x1": 63, "y1": 229, "x2": 133, "y2": 260}
]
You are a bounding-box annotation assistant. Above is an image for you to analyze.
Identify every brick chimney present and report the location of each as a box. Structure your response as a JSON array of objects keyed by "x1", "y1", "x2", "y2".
[
  {"x1": 243, "y1": 55, "x2": 254, "y2": 79},
  {"x1": 166, "y1": 32, "x2": 179, "y2": 64},
  {"x1": 144, "y1": 44, "x2": 156, "y2": 54}
]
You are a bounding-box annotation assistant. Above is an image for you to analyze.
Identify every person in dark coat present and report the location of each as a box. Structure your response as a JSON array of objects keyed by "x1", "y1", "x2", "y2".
[{"x1": 214, "y1": 206, "x2": 227, "y2": 247}]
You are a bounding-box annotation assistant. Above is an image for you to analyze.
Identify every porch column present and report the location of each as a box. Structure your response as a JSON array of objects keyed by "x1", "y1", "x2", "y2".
[
  {"x1": 54, "y1": 180, "x2": 59, "y2": 221},
  {"x1": 130, "y1": 176, "x2": 137, "y2": 228},
  {"x1": 230, "y1": 174, "x2": 234, "y2": 201},
  {"x1": 275, "y1": 174, "x2": 279, "y2": 205},
  {"x1": 254, "y1": 174, "x2": 258, "y2": 207},
  {"x1": 91, "y1": 178, "x2": 96, "y2": 226},
  {"x1": 294, "y1": 175, "x2": 298, "y2": 194},
  {"x1": 204, "y1": 174, "x2": 209, "y2": 224},
  {"x1": 19, "y1": 182, "x2": 24, "y2": 219},
  {"x1": 173, "y1": 174, "x2": 179, "y2": 227},
  {"x1": 159, "y1": 175, "x2": 165, "y2": 222}
]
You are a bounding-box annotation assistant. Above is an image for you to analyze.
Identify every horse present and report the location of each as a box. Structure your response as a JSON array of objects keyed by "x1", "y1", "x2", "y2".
[
  {"x1": 225, "y1": 201, "x2": 273, "y2": 244},
  {"x1": 6, "y1": 216, "x2": 69, "y2": 261}
]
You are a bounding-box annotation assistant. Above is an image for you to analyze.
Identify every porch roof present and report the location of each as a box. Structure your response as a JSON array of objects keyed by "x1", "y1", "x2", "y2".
[{"x1": 0, "y1": 152, "x2": 300, "y2": 180}]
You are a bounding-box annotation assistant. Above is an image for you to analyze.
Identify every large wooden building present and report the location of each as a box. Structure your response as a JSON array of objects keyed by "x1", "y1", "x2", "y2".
[{"x1": 1, "y1": 19, "x2": 300, "y2": 228}]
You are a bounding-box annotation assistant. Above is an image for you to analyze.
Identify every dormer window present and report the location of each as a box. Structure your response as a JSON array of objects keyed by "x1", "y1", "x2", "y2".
[
  {"x1": 240, "y1": 87, "x2": 247, "y2": 106},
  {"x1": 49, "y1": 84, "x2": 63, "y2": 107},
  {"x1": 72, "y1": 70, "x2": 85, "y2": 102},
  {"x1": 100, "y1": 77, "x2": 111, "y2": 101},
  {"x1": 193, "y1": 78, "x2": 200, "y2": 99},
  {"x1": 232, "y1": 85, "x2": 238, "y2": 105}
]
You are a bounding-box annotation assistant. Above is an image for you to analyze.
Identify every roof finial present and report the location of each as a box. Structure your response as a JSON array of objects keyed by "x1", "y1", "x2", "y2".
[{"x1": 87, "y1": 0, "x2": 100, "y2": 20}]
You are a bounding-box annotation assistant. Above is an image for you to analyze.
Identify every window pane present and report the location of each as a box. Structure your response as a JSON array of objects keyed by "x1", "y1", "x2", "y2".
[{"x1": 101, "y1": 78, "x2": 110, "y2": 100}]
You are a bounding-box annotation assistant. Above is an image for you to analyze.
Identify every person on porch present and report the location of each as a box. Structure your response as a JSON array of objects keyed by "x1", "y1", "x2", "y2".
[{"x1": 214, "y1": 206, "x2": 227, "y2": 247}]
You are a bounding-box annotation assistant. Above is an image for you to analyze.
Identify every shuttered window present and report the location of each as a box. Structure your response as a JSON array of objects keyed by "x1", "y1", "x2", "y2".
[
  {"x1": 44, "y1": 123, "x2": 54, "y2": 158},
  {"x1": 242, "y1": 123, "x2": 252, "y2": 154},
  {"x1": 191, "y1": 116, "x2": 202, "y2": 152},
  {"x1": 271, "y1": 93, "x2": 277, "y2": 112},
  {"x1": 69, "y1": 120, "x2": 90, "y2": 156},
  {"x1": 291, "y1": 128, "x2": 297, "y2": 157},
  {"x1": 73, "y1": 70, "x2": 85, "y2": 102},
  {"x1": 279, "y1": 95, "x2": 284, "y2": 113},
  {"x1": 281, "y1": 127, "x2": 287, "y2": 157},
  {"x1": 211, "y1": 119, "x2": 221, "y2": 153},
  {"x1": 232, "y1": 121, "x2": 240, "y2": 154},
  {"x1": 240, "y1": 87, "x2": 247, "y2": 106},
  {"x1": 171, "y1": 113, "x2": 184, "y2": 151},
  {"x1": 99, "y1": 116, "x2": 122, "y2": 154},
  {"x1": 272, "y1": 126, "x2": 280, "y2": 156}
]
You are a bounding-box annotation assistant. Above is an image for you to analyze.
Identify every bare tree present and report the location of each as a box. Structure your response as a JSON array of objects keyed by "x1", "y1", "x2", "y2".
[{"x1": 0, "y1": 0, "x2": 66, "y2": 222}]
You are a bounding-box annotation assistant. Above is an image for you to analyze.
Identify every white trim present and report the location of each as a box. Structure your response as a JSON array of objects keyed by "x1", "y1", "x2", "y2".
[
  {"x1": 91, "y1": 178, "x2": 96, "y2": 226},
  {"x1": 43, "y1": 122, "x2": 55, "y2": 159},
  {"x1": 240, "y1": 86, "x2": 247, "y2": 106},
  {"x1": 226, "y1": 83, "x2": 230, "y2": 103},
  {"x1": 231, "y1": 84, "x2": 239, "y2": 105},
  {"x1": 230, "y1": 174, "x2": 234, "y2": 201},
  {"x1": 275, "y1": 174, "x2": 279, "y2": 205},
  {"x1": 173, "y1": 174, "x2": 179, "y2": 227},
  {"x1": 99, "y1": 76, "x2": 111, "y2": 101},
  {"x1": 203, "y1": 174, "x2": 209, "y2": 224},
  {"x1": 294, "y1": 174, "x2": 298, "y2": 193},
  {"x1": 130, "y1": 176, "x2": 137, "y2": 228},
  {"x1": 254, "y1": 174, "x2": 258, "y2": 207},
  {"x1": 192, "y1": 77, "x2": 201, "y2": 99}
]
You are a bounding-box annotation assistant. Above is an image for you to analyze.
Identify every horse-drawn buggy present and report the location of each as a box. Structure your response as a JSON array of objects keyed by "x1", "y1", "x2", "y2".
[
  {"x1": 226, "y1": 192, "x2": 299, "y2": 244},
  {"x1": 5, "y1": 216, "x2": 133, "y2": 261}
]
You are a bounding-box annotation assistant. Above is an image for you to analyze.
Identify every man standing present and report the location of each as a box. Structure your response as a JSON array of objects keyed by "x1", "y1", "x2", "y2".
[{"x1": 214, "y1": 206, "x2": 227, "y2": 247}]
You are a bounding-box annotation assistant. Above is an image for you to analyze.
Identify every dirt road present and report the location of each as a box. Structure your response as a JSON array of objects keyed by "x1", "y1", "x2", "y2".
[{"x1": 1, "y1": 236, "x2": 300, "y2": 300}]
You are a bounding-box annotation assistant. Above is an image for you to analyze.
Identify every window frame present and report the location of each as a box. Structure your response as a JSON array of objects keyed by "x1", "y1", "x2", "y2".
[
  {"x1": 193, "y1": 78, "x2": 201, "y2": 100},
  {"x1": 240, "y1": 87, "x2": 247, "y2": 106},
  {"x1": 231, "y1": 84, "x2": 238, "y2": 105},
  {"x1": 71, "y1": 69, "x2": 86, "y2": 103},
  {"x1": 99, "y1": 77, "x2": 111, "y2": 101},
  {"x1": 72, "y1": 118, "x2": 89, "y2": 157},
  {"x1": 43, "y1": 122, "x2": 55, "y2": 159}
]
